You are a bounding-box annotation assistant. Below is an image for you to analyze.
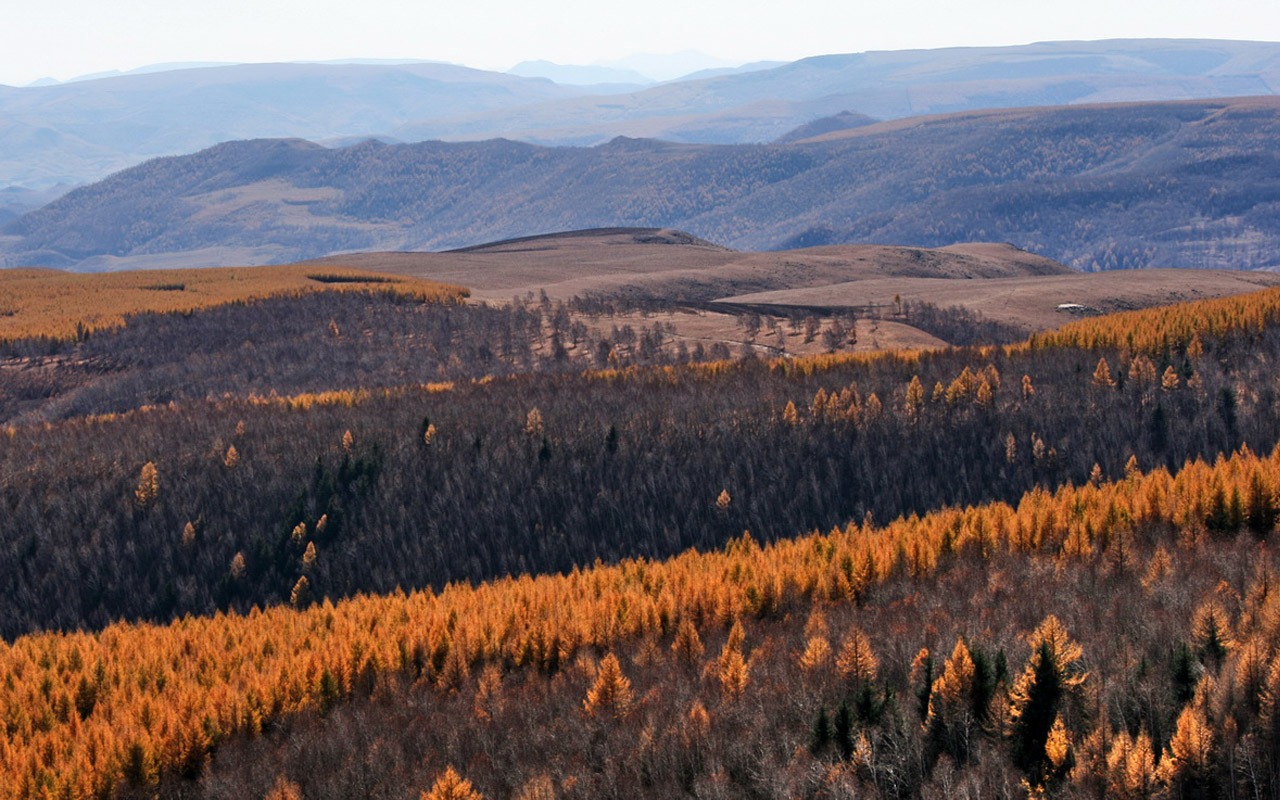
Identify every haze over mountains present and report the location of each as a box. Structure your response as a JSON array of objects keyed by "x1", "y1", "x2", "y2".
[
  {"x1": 6, "y1": 96, "x2": 1279, "y2": 272},
  {"x1": 2, "y1": 38, "x2": 1279, "y2": 196}
]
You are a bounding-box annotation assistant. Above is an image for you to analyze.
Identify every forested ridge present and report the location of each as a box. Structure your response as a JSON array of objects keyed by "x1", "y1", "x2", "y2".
[
  {"x1": 7, "y1": 97, "x2": 1280, "y2": 270},
  {"x1": 2, "y1": 286, "x2": 1278, "y2": 637},
  {"x1": 5, "y1": 279, "x2": 1280, "y2": 797},
  {"x1": 6, "y1": 429, "x2": 1280, "y2": 797}
]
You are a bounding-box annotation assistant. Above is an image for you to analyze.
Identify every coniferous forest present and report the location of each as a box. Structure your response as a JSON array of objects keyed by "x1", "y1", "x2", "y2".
[{"x1": 7, "y1": 273, "x2": 1280, "y2": 798}]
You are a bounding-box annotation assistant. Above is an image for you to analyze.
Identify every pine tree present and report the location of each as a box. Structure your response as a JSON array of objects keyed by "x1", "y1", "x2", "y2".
[
  {"x1": 1191, "y1": 599, "x2": 1233, "y2": 666},
  {"x1": 812, "y1": 708, "x2": 833, "y2": 755},
  {"x1": 834, "y1": 702, "x2": 855, "y2": 760},
  {"x1": 1008, "y1": 616, "x2": 1087, "y2": 784}
]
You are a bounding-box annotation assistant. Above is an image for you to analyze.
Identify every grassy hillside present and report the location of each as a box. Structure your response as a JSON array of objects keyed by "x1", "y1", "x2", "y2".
[
  {"x1": 8, "y1": 98, "x2": 1280, "y2": 271},
  {"x1": 0, "y1": 264, "x2": 466, "y2": 343}
]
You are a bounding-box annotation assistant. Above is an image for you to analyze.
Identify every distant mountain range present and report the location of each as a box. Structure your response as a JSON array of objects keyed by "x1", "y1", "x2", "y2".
[
  {"x1": 6, "y1": 96, "x2": 1279, "y2": 273},
  {"x1": 0, "y1": 62, "x2": 582, "y2": 191},
  {"x1": 2, "y1": 39, "x2": 1279, "y2": 192}
]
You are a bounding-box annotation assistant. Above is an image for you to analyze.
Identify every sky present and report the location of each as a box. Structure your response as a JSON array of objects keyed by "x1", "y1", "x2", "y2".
[{"x1": 3, "y1": 0, "x2": 1280, "y2": 87}]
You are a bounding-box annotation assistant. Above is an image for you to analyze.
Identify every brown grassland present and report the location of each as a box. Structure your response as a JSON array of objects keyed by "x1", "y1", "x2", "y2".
[{"x1": 0, "y1": 266, "x2": 467, "y2": 344}]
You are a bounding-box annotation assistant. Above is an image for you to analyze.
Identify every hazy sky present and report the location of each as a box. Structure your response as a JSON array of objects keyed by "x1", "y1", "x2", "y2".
[{"x1": 3, "y1": 0, "x2": 1280, "y2": 86}]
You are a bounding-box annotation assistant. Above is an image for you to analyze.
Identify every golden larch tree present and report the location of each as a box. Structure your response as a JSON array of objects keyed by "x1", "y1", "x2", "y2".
[
  {"x1": 290, "y1": 576, "x2": 310, "y2": 609},
  {"x1": 584, "y1": 653, "x2": 634, "y2": 717},
  {"x1": 1157, "y1": 704, "x2": 1215, "y2": 793},
  {"x1": 781, "y1": 400, "x2": 800, "y2": 425},
  {"x1": 473, "y1": 664, "x2": 503, "y2": 722},
  {"x1": 135, "y1": 461, "x2": 160, "y2": 507},
  {"x1": 422, "y1": 766, "x2": 483, "y2": 800},
  {"x1": 264, "y1": 775, "x2": 304, "y2": 800},
  {"x1": 718, "y1": 646, "x2": 749, "y2": 698},
  {"x1": 1008, "y1": 616, "x2": 1087, "y2": 783},
  {"x1": 836, "y1": 626, "x2": 879, "y2": 685},
  {"x1": 799, "y1": 636, "x2": 832, "y2": 672},
  {"x1": 524, "y1": 408, "x2": 544, "y2": 437},
  {"x1": 302, "y1": 542, "x2": 318, "y2": 570},
  {"x1": 904, "y1": 375, "x2": 925, "y2": 419},
  {"x1": 671, "y1": 619, "x2": 705, "y2": 666},
  {"x1": 513, "y1": 775, "x2": 556, "y2": 800},
  {"x1": 715, "y1": 489, "x2": 732, "y2": 512},
  {"x1": 1104, "y1": 729, "x2": 1156, "y2": 799},
  {"x1": 1092, "y1": 357, "x2": 1115, "y2": 388},
  {"x1": 975, "y1": 379, "x2": 994, "y2": 407}
]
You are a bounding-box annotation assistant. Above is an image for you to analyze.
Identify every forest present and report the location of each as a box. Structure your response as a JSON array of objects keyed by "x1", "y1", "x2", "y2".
[
  {"x1": 8, "y1": 97, "x2": 1280, "y2": 271},
  {"x1": 4, "y1": 272, "x2": 1280, "y2": 797}
]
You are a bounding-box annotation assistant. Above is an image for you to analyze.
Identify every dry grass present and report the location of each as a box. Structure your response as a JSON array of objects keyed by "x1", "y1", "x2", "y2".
[
  {"x1": 309, "y1": 232, "x2": 1068, "y2": 304},
  {"x1": 319, "y1": 230, "x2": 1280, "y2": 334},
  {"x1": 717, "y1": 268, "x2": 1280, "y2": 331},
  {"x1": 311, "y1": 230, "x2": 1280, "y2": 352},
  {"x1": 0, "y1": 265, "x2": 467, "y2": 343}
]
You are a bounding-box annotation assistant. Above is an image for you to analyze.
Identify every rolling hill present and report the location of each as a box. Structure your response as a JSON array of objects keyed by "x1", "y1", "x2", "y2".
[
  {"x1": 305, "y1": 228, "x2": 1276, "y2": 325},
  {"x1": 6, "y1": 96, "x2": 1280, "y2": 272}
]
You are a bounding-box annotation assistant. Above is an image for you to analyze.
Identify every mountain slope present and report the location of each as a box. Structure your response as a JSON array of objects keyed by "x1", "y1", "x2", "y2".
[
  {"x1": 6, "y1": 97, "x2": 1280, "y2": 272},
  {"x1": 393, "y1": 38, "x2": 1280, "y2": 145},
  {"x1": 3, "y1": 39, "x2": 1280, "y2": 191},
  {"x1": 0, "y1": 62, "x2": 585, "y2": 190}
]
